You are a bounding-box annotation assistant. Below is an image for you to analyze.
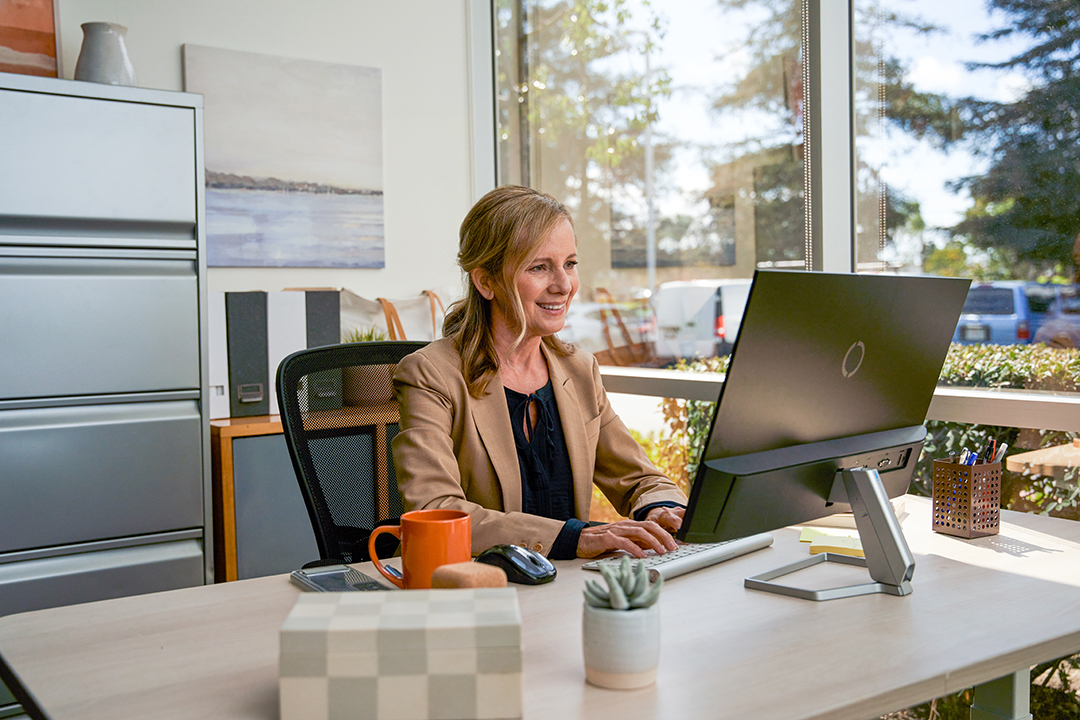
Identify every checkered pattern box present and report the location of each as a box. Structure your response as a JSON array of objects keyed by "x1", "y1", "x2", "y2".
[{"x1": 280, "y1": 587, "x2": 522, "y2": 720}]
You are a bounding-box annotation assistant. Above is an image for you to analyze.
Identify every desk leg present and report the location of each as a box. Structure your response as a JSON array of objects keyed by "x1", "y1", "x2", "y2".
[{"x1": 971, "y1": 671, "x2": 1032, "y2": 720}]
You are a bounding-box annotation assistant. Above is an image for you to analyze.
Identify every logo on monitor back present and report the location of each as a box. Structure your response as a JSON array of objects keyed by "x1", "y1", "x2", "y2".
[{"x1": 842, "y1": 341, "x2": 865, "y2": 378}]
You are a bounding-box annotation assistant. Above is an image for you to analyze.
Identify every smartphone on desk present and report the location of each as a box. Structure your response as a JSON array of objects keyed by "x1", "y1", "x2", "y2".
[{"x1": 290, "y1": 565, "x2": 393, "y2": 592}]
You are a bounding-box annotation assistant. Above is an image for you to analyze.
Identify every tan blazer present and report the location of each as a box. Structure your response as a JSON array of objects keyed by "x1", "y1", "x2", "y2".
[{"x1": 392, "y1": 338, "x2": 687, "y2": 556}]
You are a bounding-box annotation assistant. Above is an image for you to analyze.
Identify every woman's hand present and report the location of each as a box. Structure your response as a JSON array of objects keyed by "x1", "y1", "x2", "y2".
[
  {"x1": 577, "y1": 518, "x2": 680, "y2": 559},
  {"x1": 644, "y1": 506, "x2": 685, "y2": 534}
]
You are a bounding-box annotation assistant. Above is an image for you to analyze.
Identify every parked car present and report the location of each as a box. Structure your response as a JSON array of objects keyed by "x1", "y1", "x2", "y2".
[
  {"x1": 953, "y1": 281, "x2": 1080, "y2": 347},
  {"x1": 652, "y1": 279, "x2": 753, "y2": 362},
  {"x1": 952, "y1": 281, "x2": 1038, "y2": 345}
]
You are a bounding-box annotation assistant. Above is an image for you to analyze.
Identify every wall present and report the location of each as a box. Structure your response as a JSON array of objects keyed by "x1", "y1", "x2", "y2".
[{"x1": 56, "y1": 0, "x2": 475, "y2": 302}]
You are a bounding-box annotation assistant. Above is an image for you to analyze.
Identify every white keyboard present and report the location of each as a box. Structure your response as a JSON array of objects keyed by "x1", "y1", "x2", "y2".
[{"x1": 581, "y1": 533, "x2": 774, "y2": 580}]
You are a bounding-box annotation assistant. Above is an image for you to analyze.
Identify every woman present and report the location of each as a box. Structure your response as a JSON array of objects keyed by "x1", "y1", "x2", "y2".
[{"x1": 392, "y1": 185, "x2": 687, "y2": 559}]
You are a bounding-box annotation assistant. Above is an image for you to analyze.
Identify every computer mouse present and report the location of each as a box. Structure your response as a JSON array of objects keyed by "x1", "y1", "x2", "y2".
[{"x1": 475, "y1": 544, "x2": 557, "y2": 585}]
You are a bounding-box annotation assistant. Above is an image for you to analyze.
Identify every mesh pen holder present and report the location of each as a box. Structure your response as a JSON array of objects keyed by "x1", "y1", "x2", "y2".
[{"x1": 932, "y1": 458, "x2": 1001, "y2": 538}]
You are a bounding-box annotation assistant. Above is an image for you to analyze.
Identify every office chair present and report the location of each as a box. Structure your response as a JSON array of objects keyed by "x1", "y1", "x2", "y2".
[{"x1": 277, "y1": 341, "x2": 427, "y2": 566}]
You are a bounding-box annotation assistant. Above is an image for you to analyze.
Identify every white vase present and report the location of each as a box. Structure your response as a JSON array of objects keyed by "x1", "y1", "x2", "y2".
[
  {"x1": 582, "y1": 603, "x2": 660, "y2": 689},
  {"x1": 74, "y1": 22, "x2": 138, "y2": 86}
]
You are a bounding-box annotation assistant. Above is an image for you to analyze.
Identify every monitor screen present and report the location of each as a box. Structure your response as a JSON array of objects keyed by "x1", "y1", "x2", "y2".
[{"x1": 678, "y1": 270, "x2": 970, "y2": 545}]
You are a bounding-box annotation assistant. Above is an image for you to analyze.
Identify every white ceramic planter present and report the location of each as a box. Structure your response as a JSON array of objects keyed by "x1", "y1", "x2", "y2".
[{"x1": 582, "y1": 603, "x2": 660, "y2": 689}]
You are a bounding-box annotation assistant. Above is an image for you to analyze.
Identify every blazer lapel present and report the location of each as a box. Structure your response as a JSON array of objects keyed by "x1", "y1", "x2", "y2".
[
  {"x1": 545, "y1": 345, "x2": 594, "y2": 520},
  {"x1": 471, "y1": 372, "x2": 523, "y2": 512}
]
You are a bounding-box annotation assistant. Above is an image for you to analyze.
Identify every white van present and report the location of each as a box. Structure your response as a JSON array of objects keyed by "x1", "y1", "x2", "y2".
[{"x1": 653, "y1": 279, "x2": 753, "y2": 362}]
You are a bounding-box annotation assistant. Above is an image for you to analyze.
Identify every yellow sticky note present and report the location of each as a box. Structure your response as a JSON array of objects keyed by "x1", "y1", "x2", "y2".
[
  {"x1": 799, "y1": 527, "x2": 857, "y2": 543},
  {"x1": 809, "y1": 535, "x2": 864, "y2": 558}
]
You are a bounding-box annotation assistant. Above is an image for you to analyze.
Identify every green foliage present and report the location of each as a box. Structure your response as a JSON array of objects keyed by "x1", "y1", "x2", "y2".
[
  {"x1": 583, "y1": 556, "x2": 662, "y2": 610},
  {"x1": 498, "y1": 0, "x2": 673, "y2": 186},
  {"x1": 341, "y1": 326, "x2": 388, "y2": 344},
  {"x1": 657, "y1": 356, "x2": 728, "y2": 490},
  {"x1": 938, "y1": 343, "x2": 1080, "y2": 391},
  {"x1": 922, "y1": 240, "x2": 1017, "y2": 280}
]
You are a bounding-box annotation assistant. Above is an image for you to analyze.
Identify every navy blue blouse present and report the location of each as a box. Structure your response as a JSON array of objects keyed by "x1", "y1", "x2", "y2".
[{"x1": 504, "y1": 381, "x2": 585, "y2": 558}]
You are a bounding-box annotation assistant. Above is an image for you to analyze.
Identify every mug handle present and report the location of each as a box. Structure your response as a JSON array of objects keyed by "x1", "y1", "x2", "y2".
[{"x1": 368, "y1": 526, "x2": 404, "y2": 588}]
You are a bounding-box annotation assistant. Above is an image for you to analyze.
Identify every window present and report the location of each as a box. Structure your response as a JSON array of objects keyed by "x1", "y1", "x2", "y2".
[
  {"x1": 494, "y1": 0, "x2": 804, "y2": 368},
  {"x1": 487, "y1": 0, "x2": 1080, "y2": 434}
]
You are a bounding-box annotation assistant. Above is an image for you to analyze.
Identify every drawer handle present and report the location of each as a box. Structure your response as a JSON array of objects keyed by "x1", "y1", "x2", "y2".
[{"x1": 237, "y1": 383, "x2": 264, "y2": 403}]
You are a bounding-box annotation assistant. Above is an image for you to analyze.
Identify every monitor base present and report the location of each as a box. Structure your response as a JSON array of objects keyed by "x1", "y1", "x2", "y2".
[
  {"x1": 745, "y1": 553, "x2": 913, "y2": 601},
  {"x1": 744, "y1": 467, "x2": 916, "y2": 602}
]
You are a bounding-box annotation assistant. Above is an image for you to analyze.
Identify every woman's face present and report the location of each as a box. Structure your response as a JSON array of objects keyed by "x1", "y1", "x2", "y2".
[{"x1": 506, "y1": 218, "x2": 579, "y2": 341}]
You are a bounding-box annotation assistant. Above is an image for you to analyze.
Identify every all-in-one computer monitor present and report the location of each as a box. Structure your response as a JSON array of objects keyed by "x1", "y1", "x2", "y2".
[{"x1": 677, "y1": 270, "x2": 970, "y2": 600}]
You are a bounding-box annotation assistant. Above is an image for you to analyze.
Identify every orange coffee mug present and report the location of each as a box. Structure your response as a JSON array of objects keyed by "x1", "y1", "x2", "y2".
[{"x1": 368, "y1": 509, "x2": 471, "y2": 589}]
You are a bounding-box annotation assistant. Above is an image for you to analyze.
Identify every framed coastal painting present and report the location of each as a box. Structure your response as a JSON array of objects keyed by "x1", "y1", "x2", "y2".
[
  {"x1": 0, "y1": 0, "x2": 60, "y2": 77},
  {"x1": 182, "y1": 45, "x2": 384, "y2": 268}
]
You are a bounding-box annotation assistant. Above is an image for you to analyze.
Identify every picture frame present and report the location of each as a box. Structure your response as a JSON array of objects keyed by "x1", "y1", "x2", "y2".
[
  {"x1": 0, "y1": 0, "x2": 61, "y2": 78},
  {"x1": 183, "y1": 45, "x2": 385, "y2": 269}
]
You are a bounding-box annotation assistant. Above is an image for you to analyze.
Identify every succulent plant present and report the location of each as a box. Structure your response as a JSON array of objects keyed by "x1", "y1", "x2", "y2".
[{"x1": 583, "y1": 557, "x2": 663, "y2": 610}]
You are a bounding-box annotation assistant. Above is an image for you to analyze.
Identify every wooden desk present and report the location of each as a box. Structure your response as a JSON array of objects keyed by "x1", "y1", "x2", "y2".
[{"x1": 2, "y1": 497, "x2": 1079, "y2": 720}]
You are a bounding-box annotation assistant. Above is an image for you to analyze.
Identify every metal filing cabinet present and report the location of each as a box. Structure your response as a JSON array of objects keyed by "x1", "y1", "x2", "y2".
[{"x1": 0, "y1": 74, "x2": 212, "y2": 622}]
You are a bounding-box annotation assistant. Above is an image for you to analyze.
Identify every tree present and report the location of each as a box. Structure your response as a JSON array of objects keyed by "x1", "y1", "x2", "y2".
[
  {"x1": 495, "y1": 0, "x2": 676, "y2": 292},
  {"x1": 888, "y1": 0, "x2": 1080, "y2": 275}
]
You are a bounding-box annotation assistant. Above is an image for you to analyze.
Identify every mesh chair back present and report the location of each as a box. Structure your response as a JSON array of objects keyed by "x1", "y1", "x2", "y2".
[{"x1": 277, "y1": 341, "x2": 427, "y2": 563}]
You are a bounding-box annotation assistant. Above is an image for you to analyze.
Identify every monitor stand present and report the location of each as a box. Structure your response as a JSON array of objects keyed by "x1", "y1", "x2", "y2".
[{"x1": 744, "y1": 468, "x2": 915, "y2": 601}]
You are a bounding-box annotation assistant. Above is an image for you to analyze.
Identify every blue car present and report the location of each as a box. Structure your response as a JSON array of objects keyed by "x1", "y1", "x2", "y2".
[{"x1": 953, "y1": 281, "x2": 1037, "y2": 345}]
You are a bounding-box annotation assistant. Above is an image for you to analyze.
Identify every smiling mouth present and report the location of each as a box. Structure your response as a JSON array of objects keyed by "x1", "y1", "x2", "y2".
[{"x1": 538, "y1": 303, "x2": 565, "y2": 312}]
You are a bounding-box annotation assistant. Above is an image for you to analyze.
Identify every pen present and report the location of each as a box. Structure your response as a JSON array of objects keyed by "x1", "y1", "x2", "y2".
[{"x1": 992, "y1": 443, "x2": 1009, "y2": 463}]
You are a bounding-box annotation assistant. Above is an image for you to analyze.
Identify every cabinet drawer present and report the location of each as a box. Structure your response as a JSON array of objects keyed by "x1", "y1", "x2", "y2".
[
  {"x1": 0, "y1": 401, "x2": 204, "y2": 553},
  {"x1": 0, "y1": 256, "x2": 199, "y2": 399},
  {"x1": 0, "y1": 88, "x2": 196, "y2": 224},
  {"x1": 0, "y1": 538, "x2": 204, "y2": 617}
]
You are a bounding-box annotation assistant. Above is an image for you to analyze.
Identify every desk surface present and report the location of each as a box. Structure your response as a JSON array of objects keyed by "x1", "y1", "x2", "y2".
[{"x1": 2, "y1": 497, "x2": 1079, "y2": 720}]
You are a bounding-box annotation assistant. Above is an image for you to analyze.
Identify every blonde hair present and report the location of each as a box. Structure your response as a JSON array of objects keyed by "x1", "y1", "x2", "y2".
[{"x1": 444, "y1": 185, "x2": 575, "y2": 397}]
